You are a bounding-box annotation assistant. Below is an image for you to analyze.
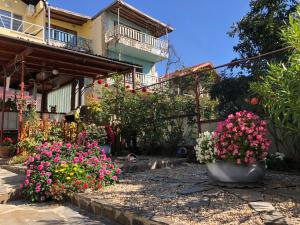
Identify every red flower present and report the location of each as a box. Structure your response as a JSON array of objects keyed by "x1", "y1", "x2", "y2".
[
  {"x1": 83, "y1": 183, "x2": 88, "y2": 189},
  {"x1": 142, "y1": 87, "x2": 147, "y2": 93},
  {"x1": 97, "y1": 79, "x2": 103, "y2": 85},
  {"x1": 105, "y1": 83, "x2": 109, "y2": 88},
  {"x1": 126, "y1": 85, "x2": 131, "y2": 89},
  {"x1": 131, "y1": 89, "x2": 136, "y2": 94},
  {"x1": 250, "y1": 97, "x2": 258, "y2": 105}
]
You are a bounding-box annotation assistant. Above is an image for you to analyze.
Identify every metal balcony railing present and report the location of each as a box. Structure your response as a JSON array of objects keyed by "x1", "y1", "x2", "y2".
[
  {"x1": 105, "y1": 24, "x2": 168, "y2": 55},
  {"x1": 107, "y1": 72, "x2": 159, "y2": 87},
  {"x1": 47, "y1": 28, "x2": 93, "y2": 53},
  {"x1": 0, "y1": 14, "x2": 44, "y2": 40}
]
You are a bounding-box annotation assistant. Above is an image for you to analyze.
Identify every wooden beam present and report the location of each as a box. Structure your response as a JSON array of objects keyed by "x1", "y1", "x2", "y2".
[
  {"x1": 5, "y1": 48, "x2": 33, "y2": 70},
  {"x1": 26, "y1": 56, "x2": 112, "y2": 75}
]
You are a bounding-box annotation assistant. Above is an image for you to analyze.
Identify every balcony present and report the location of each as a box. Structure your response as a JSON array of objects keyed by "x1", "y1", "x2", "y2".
[
  {"x1": 105, "y1": 24, "x2": 169, "y2": 62},
  {"x1": 107, "y1": 72, "x2": 159, "y2": 87},
  {"x1": 0, "y1": 14, "x2": 44, "y2": 42},
  {"x1": 47, "y1": 28, "x2": 93, "y2": 53}
]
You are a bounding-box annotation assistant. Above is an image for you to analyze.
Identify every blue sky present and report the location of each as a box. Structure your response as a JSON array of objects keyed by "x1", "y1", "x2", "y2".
[{"x1": 48, "y1": 0, "x2": 250, "y2": 75}]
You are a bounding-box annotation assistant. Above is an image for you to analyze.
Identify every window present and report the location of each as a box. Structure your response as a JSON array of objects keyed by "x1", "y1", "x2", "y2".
[
  {"x1": 12, "y1": 14, "x2": 23, "y2": 31},
  {"x1": 0, "y1": 9, "x2": 11, "y2": 29},
  {"x1": 0, "y1": 9, "x2": 23, "y2": 31}
]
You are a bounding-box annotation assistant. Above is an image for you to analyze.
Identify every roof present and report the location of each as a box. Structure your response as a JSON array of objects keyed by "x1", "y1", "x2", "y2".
[
  {"x1": 162, "y1": 62, "x2": 215, "y2": 80},
  {"x1": 93, "y1": 0, "x2": 174, "y2": 37},
  {"x1": 0, "y1": 34, "x2": 141, "y2": 92},
  {"x1": 49, "y1": 6, "x2": 91, "y2": 25}
]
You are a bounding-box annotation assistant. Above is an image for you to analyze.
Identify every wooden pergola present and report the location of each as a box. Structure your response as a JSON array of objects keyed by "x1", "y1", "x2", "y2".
[{"x1": 0, "y1": 34, "x2": 141, "y2": 141}]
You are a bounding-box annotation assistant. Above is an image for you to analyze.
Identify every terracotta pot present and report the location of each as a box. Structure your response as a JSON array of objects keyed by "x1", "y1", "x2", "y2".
[
  {"x1": 0, "y1": 146, "x2": 14, "y2": 158},
  {"x1": 206, "y1": 160, "x2": 266, "y2": 183}
]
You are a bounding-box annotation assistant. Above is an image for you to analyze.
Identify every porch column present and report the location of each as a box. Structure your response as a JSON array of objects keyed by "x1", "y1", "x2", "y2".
[
  {"x1": 195, "y1": 75, "x2": 202, "y2": 134},
  {"x1": 18, "y1": 58, "x2": 25, "y2": 142},
  {"x1": 78, "y1": 78, "x2": 84, "y2": 107},
  {"x1": 132, "y1": 68, "x2": 136, "y2": 89},
  {"x1": 0, "y1": 75, "x2": 6, "y2": 142},
  {"x1": 71, "y1": 80, "x2": 77, "y2": 110}
]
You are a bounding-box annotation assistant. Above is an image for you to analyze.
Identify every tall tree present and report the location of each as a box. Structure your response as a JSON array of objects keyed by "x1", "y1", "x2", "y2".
[{"x1": 228, "y1": 0, "x2": 298, "y2": 75}]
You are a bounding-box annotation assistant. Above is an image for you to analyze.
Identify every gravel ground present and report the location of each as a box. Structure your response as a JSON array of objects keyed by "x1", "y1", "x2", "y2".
[{"x1": 88, "y1": 163, "x2": 300, "y2": 225}]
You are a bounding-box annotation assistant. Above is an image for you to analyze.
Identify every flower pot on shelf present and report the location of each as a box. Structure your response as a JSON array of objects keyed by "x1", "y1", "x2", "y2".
[
  {"x1": 0, "y1": 146, "x2": 14, "y2": 158},
  {"x1": 206, "y1": 160, "x2": 266, "y2": 183}
]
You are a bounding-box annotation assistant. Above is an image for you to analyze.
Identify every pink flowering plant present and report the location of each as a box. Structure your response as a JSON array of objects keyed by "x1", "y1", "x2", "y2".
[
  {"x1": 213, "y1": 110, "x2": 271, "y2": 165},
  {"x1": 21, "y1": 141, "x2": 121, "y2": 202}
]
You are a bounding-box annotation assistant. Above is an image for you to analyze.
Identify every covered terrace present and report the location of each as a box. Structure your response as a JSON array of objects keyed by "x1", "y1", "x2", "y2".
[{"x1": 0, "y1": 34, "x2": 141, "y2": 141}]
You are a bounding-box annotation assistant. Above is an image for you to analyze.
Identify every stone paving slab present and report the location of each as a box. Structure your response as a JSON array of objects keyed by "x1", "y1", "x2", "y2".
[
  {"x1": 0, "y1": 201, "x2": 119, "y2": 225},
  {"x1": 249, "y1": 202, "x2": 275, "y2": 212},
  {"x1": 0, "y1": 168, "x2": 25, "y2": 203}
]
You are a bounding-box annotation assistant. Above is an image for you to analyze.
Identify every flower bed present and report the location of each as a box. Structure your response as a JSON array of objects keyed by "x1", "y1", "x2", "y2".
[{"x1": 21, "y1": 141, "x2": 121, "y2": 202}]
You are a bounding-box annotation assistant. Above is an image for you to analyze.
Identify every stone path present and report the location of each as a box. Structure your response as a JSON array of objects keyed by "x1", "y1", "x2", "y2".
[{"x1": 0, "y1": 201, "x2": 119, "y2": 225}]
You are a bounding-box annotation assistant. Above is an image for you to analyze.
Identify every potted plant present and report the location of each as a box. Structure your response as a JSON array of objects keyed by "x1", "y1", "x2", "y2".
[
  {"x1": 0, "y1": 137, "x2": 15, "y2": 158},
  {"x1": 195, "y1": 111, "x2": 271, "y2": 183}
]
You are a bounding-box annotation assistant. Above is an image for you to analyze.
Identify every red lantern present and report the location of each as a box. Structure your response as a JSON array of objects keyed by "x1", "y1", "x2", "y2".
[
  {"x1": 105, "y1": 83, "x2": 109, "y2": 88},
  {"x1": 97, "y1": 79, "x2": 103, "y2": 85},
  {"x1": 131, "y1": 89, "x2": 136, "y2": 94},
  {"x1": 142, "y1": 87, "x2": 147, "y2": 93},
  {"x1": 250, "y1": 97, "x2": 258, "y2": 105}
]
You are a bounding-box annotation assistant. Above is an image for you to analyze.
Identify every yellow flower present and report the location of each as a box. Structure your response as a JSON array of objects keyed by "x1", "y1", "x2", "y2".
[
  {"x1": 69, "y1": 172, "x2": 74, "y2": 176},
  {"x1": 59, "y1": 169, "x2": 65, "y2": 172},
  {"x1": 54, "y1": 170, "x2": 58, "y2": 173},
  {"x1": 66, "y1": 177, "x2": 71, "y2": 180}
]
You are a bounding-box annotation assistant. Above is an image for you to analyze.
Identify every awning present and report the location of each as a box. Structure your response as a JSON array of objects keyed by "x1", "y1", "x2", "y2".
[{"x1": 0, "y1": 34, "x2": 141, "y2": 93}]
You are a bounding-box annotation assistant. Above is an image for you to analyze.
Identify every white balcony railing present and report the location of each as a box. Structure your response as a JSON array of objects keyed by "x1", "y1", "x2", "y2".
[
  {"x1": 0, "y1": 14, "x2": 44, "y2": 40},
  {"x1": 107, "y1": 72, "x2": 159, "y2": 87},
  {"x1": 47, "y1": 28, "x2": 93, "y2": 53},
  {"x1": 105, "y1": 24, "x2": 168, "y2": 57}
]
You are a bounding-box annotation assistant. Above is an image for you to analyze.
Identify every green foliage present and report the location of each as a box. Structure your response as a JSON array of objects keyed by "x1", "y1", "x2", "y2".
[
  {"x1": 210, "y1": 75, "x2": 262, "y2": 118},
  {"x1": 89, "y1": 74, "x2": 218, "y2": 154},
  {"x1": 228, "y1": 0, "x2": 297, "y2": 75},
  {"x1": 251, "y1": 7, "x2": 300, "y2": 133}
]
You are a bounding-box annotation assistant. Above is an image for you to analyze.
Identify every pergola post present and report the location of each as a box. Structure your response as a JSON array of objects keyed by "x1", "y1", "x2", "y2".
[
  {"x1": 18, "y1": 58, "x2": 25, "y2": 143},
  {"x1": 132, "y1": 67, "x2": 136, "y2": 89},
  {"x1": 0, "y1": 75, "x2": 6, "y2": 142},
  {"x1": 195, "y1": 75, "x2": 202, "y2": 134}
]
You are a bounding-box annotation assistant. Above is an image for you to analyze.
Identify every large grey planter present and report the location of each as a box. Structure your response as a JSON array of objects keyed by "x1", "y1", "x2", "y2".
[{"x1": 206, "y1": 160, "x2": 266, "y2": 183}]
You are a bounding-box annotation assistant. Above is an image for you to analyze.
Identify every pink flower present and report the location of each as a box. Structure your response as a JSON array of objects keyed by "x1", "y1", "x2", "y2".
[
  {"x1": 37, "y1": 165, "x2": 43, "y2": 171},
  {"x1": 66, "y1": 143, "x2": 72, "y2": 149},
  {"x1": 112, "y1": 176, "x2": 118, "y2": 181},
  {"x1": 116, "y1": 168, "x2": 121, "y2": 174},
  {"x1": 47, "y1": 179, "x2": 52, "y2": 184},
  {"x1": 73, "y1": 157, "x2": 79, "y2": 163},
  {"x1": 24, "y1": 179, "x2": 29, "y2": 186},
  {"x1": 99, "y1": 175, "x2": 104, "y2": 180},
  {"x1": 236, "y1": 159, "x2": 241, "y2": 165},
  {"x1": 35, "y1": 187, "x2": 41, "y2": 193},
  {"x1": 28, "y1": 156, "x2": 34, "y2": 163},
  {"x1": 19, "y1": 184, "x2": 24, "y2": 189},
  {"x1": 45, "y1": 161, "x2": 51, "y2": 167}
]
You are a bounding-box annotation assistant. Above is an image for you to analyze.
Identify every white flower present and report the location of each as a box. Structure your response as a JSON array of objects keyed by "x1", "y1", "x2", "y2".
[{"x1": 194, "y1": 132, "x2": 217, "y2": 164}]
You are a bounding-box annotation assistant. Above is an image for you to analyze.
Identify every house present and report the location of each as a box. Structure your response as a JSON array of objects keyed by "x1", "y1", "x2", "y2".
[
  {"x1": 0, "y1": 0, "x2": 172, "y2": 138},
  {"x1": 0, "y1": 0, "x2": 173, "y2": 111},
  {"x1": 157, "y1": 62, "x2": 216, "y2": 97}
]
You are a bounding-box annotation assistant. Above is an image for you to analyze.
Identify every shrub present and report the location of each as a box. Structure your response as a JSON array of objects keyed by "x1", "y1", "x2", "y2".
[
  {"x1": 21, "y1": 141, "x2": 121, "y2": 202},
  {"x1": 195, "y1": 131, "x2": 217, "y2": 163},
  {"x1": 213, "y1": 110, "x2": 271, "y2": 165}
]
